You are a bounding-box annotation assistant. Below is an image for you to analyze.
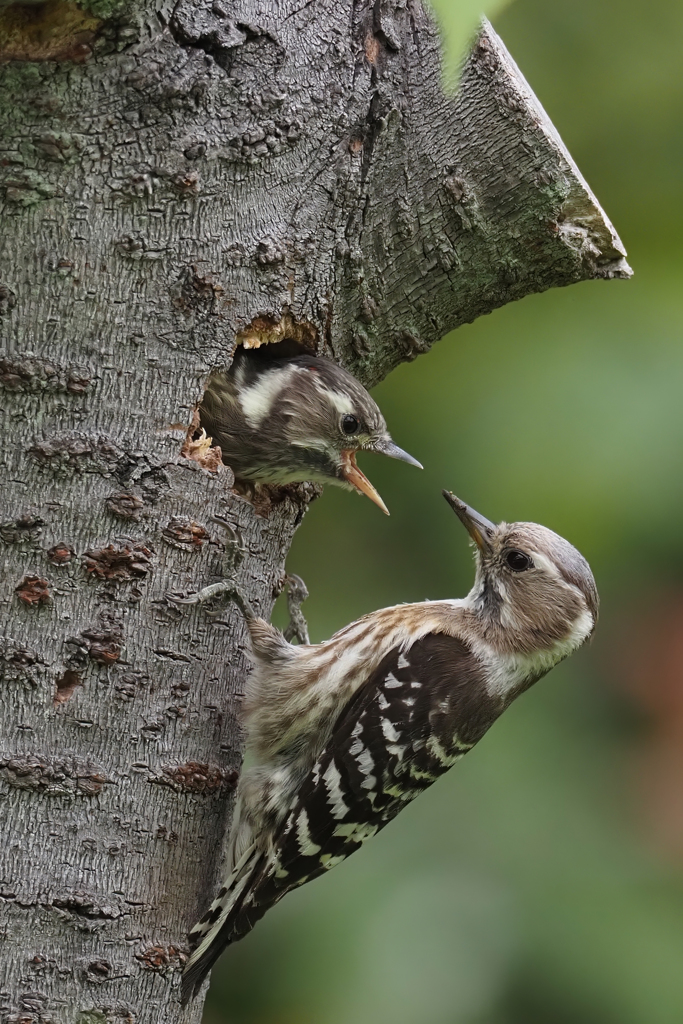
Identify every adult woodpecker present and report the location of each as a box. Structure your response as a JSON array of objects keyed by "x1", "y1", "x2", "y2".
[
  {"x1": 198, "y1": 349, "x2": 422, "y2": 514},
  {"x1": 181, "y1": 491, "x2": 598, "y2": 1003}
]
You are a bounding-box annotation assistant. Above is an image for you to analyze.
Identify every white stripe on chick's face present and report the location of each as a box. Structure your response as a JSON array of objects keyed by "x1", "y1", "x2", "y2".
[{"x1": 238, "y1": 366, "x2": 297, "y2": 429}]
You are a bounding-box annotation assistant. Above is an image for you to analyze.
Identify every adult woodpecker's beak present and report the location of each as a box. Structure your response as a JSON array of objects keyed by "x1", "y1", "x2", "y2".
[
  {"x1": 341, "y1": 451, "x2": 390, "y2": 515},
  {"x1": 442, "y1": 491, "x2": 496, "y2": 554},
  {"x1": 370, "y1": 435, "x2": 423, "y2": 469}
]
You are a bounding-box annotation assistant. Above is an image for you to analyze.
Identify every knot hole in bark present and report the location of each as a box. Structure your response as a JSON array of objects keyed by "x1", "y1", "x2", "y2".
[{"x1": 179, "y1": 310, "x2": 318, "y2": 491}]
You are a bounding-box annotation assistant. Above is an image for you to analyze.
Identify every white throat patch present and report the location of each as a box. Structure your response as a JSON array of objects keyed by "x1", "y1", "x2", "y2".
[{"x1": 474, "y1": 605, "x2": 595, "y2": 699}]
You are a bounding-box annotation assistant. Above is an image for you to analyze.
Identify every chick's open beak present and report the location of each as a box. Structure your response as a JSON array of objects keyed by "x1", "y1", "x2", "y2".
[
  {"x1": 442, "y1": 490, "x2": 496, "y2": 554},
  {"x1": 370, "y1": 436, "x2": 423, "y2": 469},
  {"x1": 341, "y1": 451, "x2": 390, "y2": 515}
]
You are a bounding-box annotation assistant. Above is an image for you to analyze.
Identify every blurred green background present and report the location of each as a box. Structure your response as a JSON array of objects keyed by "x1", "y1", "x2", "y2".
[{"x1": 205, "y1": 0, "x2": 683, "y2": 1021}]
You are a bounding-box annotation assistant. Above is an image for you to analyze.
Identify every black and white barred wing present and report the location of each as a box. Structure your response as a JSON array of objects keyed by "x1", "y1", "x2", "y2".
[
  {"x1": 181, "y1": 632, "x2": 499, "y2": 1003},
  {"x1": 257, "y1": 631, "x2": 500, "y2": 889}
]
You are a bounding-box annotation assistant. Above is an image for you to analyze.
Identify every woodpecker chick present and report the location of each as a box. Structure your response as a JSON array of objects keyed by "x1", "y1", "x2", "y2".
[
  {"x1": 199, "y1": 349, "x2": 421, "y2": 514},
  {"x1": 181, "y1": 492, "x2": 598, "y2": 1003}
]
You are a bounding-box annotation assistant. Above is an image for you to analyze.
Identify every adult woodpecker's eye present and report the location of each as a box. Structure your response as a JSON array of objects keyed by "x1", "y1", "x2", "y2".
[
  {"x1": 341, "y1": 414, "x2": 360, "y2": 435},
  {"x1": 505, "y1": 549, "x2": 533, "y2": 573}
]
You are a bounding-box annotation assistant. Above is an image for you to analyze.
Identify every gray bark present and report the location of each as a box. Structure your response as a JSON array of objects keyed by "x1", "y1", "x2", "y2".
[{"x1": 0, "y1": 0, "x2": 629, "y2": 1020}]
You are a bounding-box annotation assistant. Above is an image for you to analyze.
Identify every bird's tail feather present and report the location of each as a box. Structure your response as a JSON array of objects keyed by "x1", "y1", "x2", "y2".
[{"x1": 180, "y1": 844, "x2": 264, "y2": 1005}]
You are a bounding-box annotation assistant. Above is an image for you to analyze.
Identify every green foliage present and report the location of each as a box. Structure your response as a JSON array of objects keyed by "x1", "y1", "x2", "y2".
[
  {"x1": 428, "y1": 0, "x2": 514, "y2": 82},
  {"x1": 205, "y1": 0, "x2": 683, "y2": 1021}
]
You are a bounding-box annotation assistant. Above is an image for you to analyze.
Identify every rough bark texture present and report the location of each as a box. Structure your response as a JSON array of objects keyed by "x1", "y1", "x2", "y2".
[{"x1": 0, "y1": 1, "x2": 629, "y2": 1020}]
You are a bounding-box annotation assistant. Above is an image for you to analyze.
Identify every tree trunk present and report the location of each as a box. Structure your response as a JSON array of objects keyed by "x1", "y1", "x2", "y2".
[{"x1": 0, "y1": 0, "x2": 629, "y2": 1019}]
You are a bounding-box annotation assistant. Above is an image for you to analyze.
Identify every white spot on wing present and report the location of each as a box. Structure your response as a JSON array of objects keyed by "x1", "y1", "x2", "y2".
[
  {"x1": 397, "y1": 652, "x2": 410, "y2": 669},
  {"x1": 381, "y1": 718, "x2": 401, "y2": 742},
  {"x1": 323, "y1": 760, "x2": 349, "y2": 819},
  {"x1": 320, "y1": 853, "x2": 347, "y2": 869},
  {"x1": 384, "y1": 672, "x2": 402, "y2": 689},
  {"x1": 349, "y1": 720, "x2": 364, "y2": 757},
  {"x1": 356, "y1": 747, "x2": 374, "y2": 776},
  {"x1": 332, "y1": 822, "x2": 378, "y2": 843},
  {"x1": 296, "y1": 809, "x2": 321, "y2": 856}
]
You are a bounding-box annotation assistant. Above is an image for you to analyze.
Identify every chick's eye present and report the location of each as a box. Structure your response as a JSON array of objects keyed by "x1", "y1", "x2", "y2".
[
  {"x1": 341, "y1": 414, "x2": 360, "y2": 435},
  {"x1": 505, "y1": 549, "x2": 533, "y2": 573}
]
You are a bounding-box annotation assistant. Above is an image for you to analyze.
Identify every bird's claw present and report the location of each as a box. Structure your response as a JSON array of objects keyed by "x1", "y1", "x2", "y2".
[
  {"x1": 166, "y1": 574, "x2": 307, "y2": 637},
  {"x1": 282, "y1": 573, "x2": 310, "y2": 645},
  {"x1": 166, "y1": 580, "x2": 256, "y2": 620}
]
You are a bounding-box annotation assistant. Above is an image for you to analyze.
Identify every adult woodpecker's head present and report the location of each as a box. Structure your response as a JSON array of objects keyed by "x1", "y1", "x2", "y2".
[
  {"x1": 199, "y1": 352, "x2": 422, "y2": 513},
  {"x1": 443, "y1": 490, "x2": 598, "y2": 658}
]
